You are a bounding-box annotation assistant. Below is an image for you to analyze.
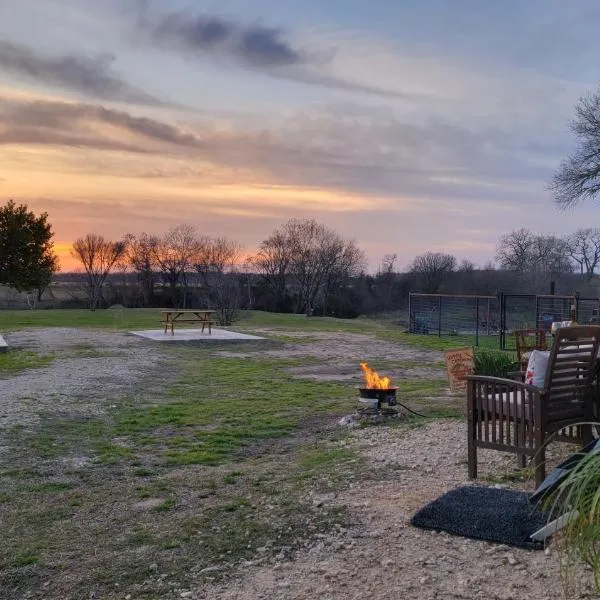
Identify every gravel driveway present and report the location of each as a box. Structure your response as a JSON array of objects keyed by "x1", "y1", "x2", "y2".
[{"x1": 0, "y1": 328, "x2": 169, "y2": 429}]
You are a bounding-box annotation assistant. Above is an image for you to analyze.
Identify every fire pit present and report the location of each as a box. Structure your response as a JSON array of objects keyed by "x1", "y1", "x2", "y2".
[{"x1": 357, "y1": 362, "x2": 398, "y2": 415}]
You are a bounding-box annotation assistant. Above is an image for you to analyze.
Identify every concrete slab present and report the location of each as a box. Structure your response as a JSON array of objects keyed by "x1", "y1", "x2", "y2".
[
  {"x1": 129, "y1": 328, "x2": 265, "y2": 342},
  {"x1": 0, "y1": 334, "x2": 7, "y2": 352}
]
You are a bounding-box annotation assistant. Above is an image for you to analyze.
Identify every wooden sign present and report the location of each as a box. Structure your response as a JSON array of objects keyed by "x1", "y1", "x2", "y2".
[{"x1": 445, "y1": 347, "x2": 474, "y2": 393}]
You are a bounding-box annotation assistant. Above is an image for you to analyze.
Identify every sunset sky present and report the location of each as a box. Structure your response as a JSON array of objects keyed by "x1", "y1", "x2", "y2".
[{"x1": 1, "y1": 0, "x2": 600, "y2": 271}]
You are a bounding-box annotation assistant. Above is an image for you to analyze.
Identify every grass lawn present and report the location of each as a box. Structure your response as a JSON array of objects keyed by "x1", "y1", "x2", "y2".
[
  {"x1": 0, "y1": 309, "x2": 465, "y2": 598},
  {"x1": 0, "y1": 307, "x2": 502, "y2": 352}
]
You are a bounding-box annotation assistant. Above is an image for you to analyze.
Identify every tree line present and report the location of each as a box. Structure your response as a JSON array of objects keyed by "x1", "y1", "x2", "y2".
[
  {"x1": 0, "y1": 212, "x2": 369, "y2": 320},
  {"x1": 3, "y1": 197, "x2": 600, "y2": 319}
]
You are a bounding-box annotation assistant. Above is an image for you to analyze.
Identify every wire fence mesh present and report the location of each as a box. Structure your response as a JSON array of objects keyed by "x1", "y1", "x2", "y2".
[
  {"x1": 409, "y1": 292, "x2": 600, "y2": 349},
  {"x1": 408, "y1": 293, "x2": 500, "y2": 346}
]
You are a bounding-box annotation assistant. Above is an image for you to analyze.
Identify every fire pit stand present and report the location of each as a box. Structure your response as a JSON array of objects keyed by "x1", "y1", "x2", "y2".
[{"x1": 357, "y1": 387, "x2": 399, "y2": 416}]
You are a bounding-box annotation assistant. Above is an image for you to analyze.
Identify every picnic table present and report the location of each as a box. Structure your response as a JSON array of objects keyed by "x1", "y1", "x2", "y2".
[{"x1": 161, "y1": 309, "x2": 216, "y2": 335}]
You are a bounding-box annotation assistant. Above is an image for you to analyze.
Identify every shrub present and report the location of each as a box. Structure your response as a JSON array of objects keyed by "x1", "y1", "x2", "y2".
[
  {"x1": 473, "y1": 348, "x2": 518, "y2": 378},
  {"x1": 542, "y1": 446, "x2": 600, "y2": 596}
]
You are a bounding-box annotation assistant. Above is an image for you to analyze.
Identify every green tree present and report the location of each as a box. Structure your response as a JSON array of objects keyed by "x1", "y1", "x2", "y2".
[{"x1": 0, "y1": 199, "x2": 58, "y2": 296}]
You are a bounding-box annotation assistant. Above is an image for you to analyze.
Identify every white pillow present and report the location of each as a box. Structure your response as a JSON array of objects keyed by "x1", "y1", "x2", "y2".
[{"x1": 525, "y1": 350, "x2": 550, "y2": 388}]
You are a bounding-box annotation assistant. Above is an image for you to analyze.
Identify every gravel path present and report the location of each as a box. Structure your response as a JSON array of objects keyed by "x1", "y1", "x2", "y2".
[
  {"x1": 197, "y1": 421, "x2": 597, "y2": 600},
  {"x1": 0, "y1": 328, "x2": 169, "y2": 429}
]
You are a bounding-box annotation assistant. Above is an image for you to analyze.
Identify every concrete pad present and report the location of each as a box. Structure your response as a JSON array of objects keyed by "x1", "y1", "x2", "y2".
[
  {"x1": 129, "y1": 328, "x2": 265, "y2": 342},
  {"x1": 0, "y1": 334, "x2": 7, "y2": 352}
]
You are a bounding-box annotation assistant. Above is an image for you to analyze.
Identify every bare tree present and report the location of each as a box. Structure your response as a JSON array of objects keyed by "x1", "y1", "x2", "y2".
[
  {"x1": 253, "y1": 230, "x2": 293, "y2": 311},
  {"x1": 125, "y1": 232, "x2": 159, "y2": 306},
  {"x1": 530, "y1": 234, "x2": 572, "y2": 274},
  {"x1": 152, "y1": 225, "x2": 203, "y2": 307},
  {"x1": 285, "y1": 219, "x2": 361, "y2": 316},
  {"x1": 495, "y1": 228, "x2": 536, "y2": 272},
  {"x1": 254, "y1": 219, "x2": 365, "y2": 316},
  {"x1": 378, "y1": 254, "x2": 397, "y2": 276},
  {"x1": 71, "y1": 234, "x2": 127, "y2": 310},
  {"x1": 373, "y1": 253, "x2": 398, "y2": 312},
  {"x1": 458, "y1": 259, "x2": 476, "y2": 273},
  {"x1": 195, "y1": 237, "x2": 243, "y2": 325},
  {"x1": 320, "y1": 239, "x2": 366, "y2": 316},
  {"x1": 195, "y1": 237, "x2": 242, "y2": 280},
  {"x1": 551, "y1": 90, "x2": 600, "y2": 208},
  {"x1": 564, "y1": 228, "x2": 600, "y2": 280},
  {"x1": 408, "y1": 252, "x2": 456, "y2": 293},
  {"x1": 496, "y1": 229, "x2": 572, "y2": 275}
]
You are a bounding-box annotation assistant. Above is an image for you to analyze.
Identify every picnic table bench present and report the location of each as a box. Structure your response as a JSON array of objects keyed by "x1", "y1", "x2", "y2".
[{"x1": 161, "y1": 309, "x2": 216, "y2": 335}]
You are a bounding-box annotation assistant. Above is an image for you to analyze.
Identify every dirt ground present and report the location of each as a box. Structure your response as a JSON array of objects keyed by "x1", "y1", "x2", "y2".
[{"x1": 0, "y1": 328, "x2": 597, "y2": 599}]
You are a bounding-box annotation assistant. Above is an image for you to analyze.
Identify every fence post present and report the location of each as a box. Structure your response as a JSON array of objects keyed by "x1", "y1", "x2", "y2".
[
  {"x1": 408, "y1": 292, "x2": 412, "y2": 333},
  {"x1": 499, "y1": 292, "x2": 505, "y2": 350},
  {"x1": 574, "y1": 292, "x2": 580, "y2": 322},
  {"x1": 475, "y1": 297, "x2": 480, "y2": 347},
  {"x1": 438, "y1": 295, "x2": 442, "y2": 338},
  {"x1": 535, "y1": 296, "x2": 540, "y2": 330}
]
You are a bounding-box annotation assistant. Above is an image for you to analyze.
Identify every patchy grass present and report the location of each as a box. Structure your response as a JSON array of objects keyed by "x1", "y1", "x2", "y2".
[
  {"x1": 482, "y1": 468, "x2": 532, "y2": 484},
  {"x1": 0, "y1": 308, "x2": 379, "y2": 334},
  {"x1": 111, "y1": 353, "x2": 352, "y2": 466},
  {"x1": 0, "y1": 350, "x2": 53, "y2": 376},
  {"x1": 0, "y1": 315, "x2": 462, "y2": 599},
  {"x1": 377, "y1": 328, "x2": 501, "y2": 352}
]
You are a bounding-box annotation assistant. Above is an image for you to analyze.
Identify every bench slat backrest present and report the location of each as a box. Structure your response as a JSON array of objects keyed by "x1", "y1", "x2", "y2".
[{"x1": 543, "y1": 326, "x2": 600, "y2": 424}]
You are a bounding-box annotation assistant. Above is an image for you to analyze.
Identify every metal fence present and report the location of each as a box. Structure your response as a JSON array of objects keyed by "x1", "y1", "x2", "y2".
[
  {"x1": 408, "y1": 293, "x2": 500, "y2": 346},
  {"x1": 409, "y1": 292, "x2": 600, "y2": 348}
]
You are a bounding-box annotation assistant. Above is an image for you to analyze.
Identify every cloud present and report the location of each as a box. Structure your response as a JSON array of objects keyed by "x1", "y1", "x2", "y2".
[
  {"x1": 0, "y1": 95, "x2": 557, "y2": 207},
  {"x1": 145, "y1": 12, "x2": 304, "y2": 68},
  {"x1": 138, "y1": 10, "x2": 413, "y2": 100},
  {"x1": 0, "y1": 96, "x2": 204, "y2": 152},
  {"x1": 0, "y1": 40, "x2": 172, "y2": 106}
]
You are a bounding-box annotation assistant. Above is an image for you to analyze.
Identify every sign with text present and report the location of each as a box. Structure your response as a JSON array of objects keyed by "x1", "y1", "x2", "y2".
[{"x1": 445, "y1": 347, "x2": 474, "y2": 393}]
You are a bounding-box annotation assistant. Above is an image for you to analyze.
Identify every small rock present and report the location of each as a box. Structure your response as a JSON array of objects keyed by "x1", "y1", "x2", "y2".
[{"x1": 506, "y1": 553, "x2": 517, "y2": 566}]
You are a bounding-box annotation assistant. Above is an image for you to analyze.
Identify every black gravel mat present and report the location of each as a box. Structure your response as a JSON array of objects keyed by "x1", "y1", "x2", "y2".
[{"x1": 411, "y1": 485, "x2": 549, "y2": 550}]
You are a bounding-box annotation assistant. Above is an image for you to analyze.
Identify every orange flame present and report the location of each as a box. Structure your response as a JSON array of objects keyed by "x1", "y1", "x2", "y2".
[{"x1": 360, "y1": 362, "x2": 393, "y2": 389}]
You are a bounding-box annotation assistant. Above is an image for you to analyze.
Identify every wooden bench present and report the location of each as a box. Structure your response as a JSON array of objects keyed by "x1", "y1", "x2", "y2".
[{"x1": 160, "y1": 310, "x2": 216, "y2": 335}]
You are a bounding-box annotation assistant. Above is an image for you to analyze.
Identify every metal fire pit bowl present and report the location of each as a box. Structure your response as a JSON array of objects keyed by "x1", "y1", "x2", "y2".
[{"x1": 358, "y1": 387, "x2": 398, "y2": 408}]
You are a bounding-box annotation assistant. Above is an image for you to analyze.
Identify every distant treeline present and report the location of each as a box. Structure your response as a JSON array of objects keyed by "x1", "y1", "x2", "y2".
[{"x1": 3, "y1": 201, "x2": 600, "y2": 319}]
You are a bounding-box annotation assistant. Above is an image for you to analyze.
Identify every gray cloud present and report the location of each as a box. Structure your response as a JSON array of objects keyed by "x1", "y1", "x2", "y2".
[
  {"x1": 139, "y1": 10, "x2": 412, "y2": 100},
  {"x1": 0, "y1": 95, "x2": 554, "y2": 205},
  {"x1": 0, "y1": 40, "x2": 172, "y2": 106},
  {"x1": 0, "y1": 96, "x2": 204, "y2": 152},
  {"x1": 146, "y1": 12, "x2": 304, "y2": 68}
]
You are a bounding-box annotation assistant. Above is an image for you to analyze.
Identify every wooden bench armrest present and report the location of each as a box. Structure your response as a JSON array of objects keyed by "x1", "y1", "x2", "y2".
[{"x1": 466, "y1": 375, "x2": 541, "y2": 394}]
